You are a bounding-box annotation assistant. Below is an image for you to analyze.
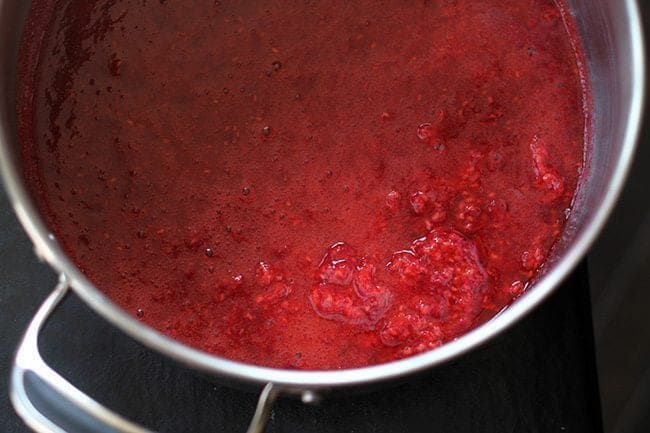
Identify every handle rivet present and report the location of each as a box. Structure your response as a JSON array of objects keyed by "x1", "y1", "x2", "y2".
[{"x1": 301, "y1": 390, "x2": 320, "y2": 404}]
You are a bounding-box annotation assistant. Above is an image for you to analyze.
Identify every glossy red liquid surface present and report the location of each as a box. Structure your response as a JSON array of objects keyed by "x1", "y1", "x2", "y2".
[{"x1": 19, "y1": 0, "x2": 587, "y2": 369}]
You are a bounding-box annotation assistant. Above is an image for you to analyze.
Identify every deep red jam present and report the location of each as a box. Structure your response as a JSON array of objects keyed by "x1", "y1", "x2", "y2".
[{"x1": 18, "y1": 0, "x2": 587, "y2": 369}]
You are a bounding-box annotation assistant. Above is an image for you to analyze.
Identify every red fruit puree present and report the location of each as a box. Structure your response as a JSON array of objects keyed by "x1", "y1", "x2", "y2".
[{"x1": 18, "y1": 0, "x2": 587, "y2": 369}]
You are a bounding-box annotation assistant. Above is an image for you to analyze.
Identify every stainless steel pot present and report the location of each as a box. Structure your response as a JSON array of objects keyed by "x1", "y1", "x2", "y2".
[{"x1": 1, "y1": 1, "x2": 645, "y2": 432}]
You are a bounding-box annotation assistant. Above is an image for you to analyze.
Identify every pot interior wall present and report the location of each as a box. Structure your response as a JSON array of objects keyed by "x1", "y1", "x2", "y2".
[
  {"x1": 539, "y1": 0, "x2": 640, "y2": 274},
  {"x1": 0, "y1": 0, "x2": 30, "y2": 152}
]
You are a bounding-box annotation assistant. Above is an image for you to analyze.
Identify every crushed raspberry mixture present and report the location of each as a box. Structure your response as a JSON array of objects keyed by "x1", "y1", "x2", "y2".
[{"x1": 18, "y1": 0, "x2": 587, "y2": 369}]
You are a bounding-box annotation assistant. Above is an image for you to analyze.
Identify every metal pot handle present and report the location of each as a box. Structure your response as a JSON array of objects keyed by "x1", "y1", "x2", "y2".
[{"x1": 10, "y1": 274, "x2": 279, "y2": 433}]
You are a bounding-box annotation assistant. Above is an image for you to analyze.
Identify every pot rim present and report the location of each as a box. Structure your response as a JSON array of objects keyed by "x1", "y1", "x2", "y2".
[{"x1": 0, "y1": 0, "x2": 645, "y2": 390}]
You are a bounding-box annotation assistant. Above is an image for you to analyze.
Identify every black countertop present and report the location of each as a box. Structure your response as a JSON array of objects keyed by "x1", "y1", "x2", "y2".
[
  {"x1": 0, "y1": 186, "x2": 603, "y2": 433},
  {"x1": 585, "y1": 3, "x2": 650, "y2": 433}
]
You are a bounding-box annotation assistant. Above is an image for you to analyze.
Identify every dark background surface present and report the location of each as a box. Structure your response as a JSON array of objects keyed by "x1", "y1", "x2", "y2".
[
  {"x1": 587, "y1": 2, "x2": 650, "y2": 433},
  {"x1": 2, "y1": 2, "x2": 650, "y2": 433}
]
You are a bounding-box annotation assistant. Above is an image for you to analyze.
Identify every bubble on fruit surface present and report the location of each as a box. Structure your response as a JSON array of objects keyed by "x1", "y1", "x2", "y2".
[
  {"x1": 417, "y1": 123, "x2": 435, "y2": 143},
  {"x1": 385, "y1": 190, "x2": 400, "y2": 210},
  {"x1": 309, "y1": 243, "x2": 392, "y2": 328},
  {"x1": 410, "y1": 191, "x2": 429, "y2": 215}
]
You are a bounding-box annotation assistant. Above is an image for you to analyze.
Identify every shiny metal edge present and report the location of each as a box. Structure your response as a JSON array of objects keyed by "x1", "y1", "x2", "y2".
[
  {"x1": 10, "y1": 276, "x2": 154, "y2": 433},
  {"x1": 10, "y1": 279, "x2": 70, "y2": 433},
  {"x1": 0, "y1": 0, "x2": 644, "y2": 389}
]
